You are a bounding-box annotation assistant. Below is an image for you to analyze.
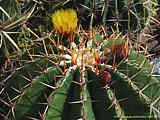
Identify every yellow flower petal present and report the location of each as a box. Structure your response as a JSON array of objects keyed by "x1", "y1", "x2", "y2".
[{"x1": 52, "y1": 9, "x2": 78, "y2": 35}]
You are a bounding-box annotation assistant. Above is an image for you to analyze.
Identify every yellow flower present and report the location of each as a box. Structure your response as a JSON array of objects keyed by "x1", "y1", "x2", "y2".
[{"x1": 52, "y1": 9, "x2": 77, "y2": 35}]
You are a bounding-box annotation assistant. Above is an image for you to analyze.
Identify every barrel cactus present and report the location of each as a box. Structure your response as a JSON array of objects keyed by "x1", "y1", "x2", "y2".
[
  {"x1": 1, "y1": 0, "x2": 160, "y2": 120},
  {"x1": 3, "y1": 11, "x2": 160, "y2": 119}
]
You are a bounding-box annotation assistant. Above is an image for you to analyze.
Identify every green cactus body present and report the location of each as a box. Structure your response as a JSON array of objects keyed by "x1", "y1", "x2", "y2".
[{"x1": 5, "y1": 31, "x2": 160, "y2": 120}]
